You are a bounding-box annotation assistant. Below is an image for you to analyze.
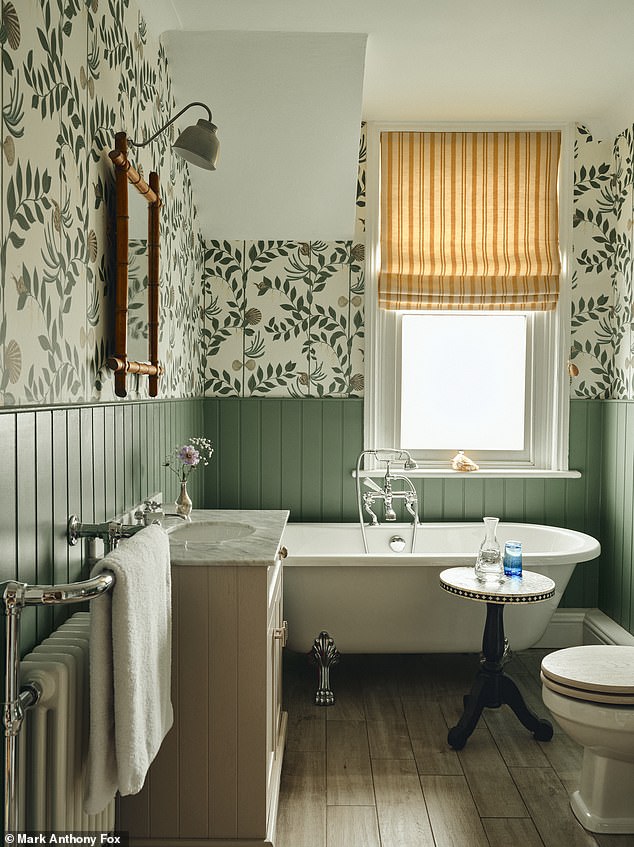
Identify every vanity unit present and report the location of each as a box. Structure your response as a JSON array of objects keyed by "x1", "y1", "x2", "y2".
[{"x1": 120, "y1": 509, "x2": 289, "y2": 847}]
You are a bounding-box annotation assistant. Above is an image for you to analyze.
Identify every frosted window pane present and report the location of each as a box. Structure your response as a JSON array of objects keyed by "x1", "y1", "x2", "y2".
[{"x1": 400, "y1": 314, "x2": 527, "y2": 450}]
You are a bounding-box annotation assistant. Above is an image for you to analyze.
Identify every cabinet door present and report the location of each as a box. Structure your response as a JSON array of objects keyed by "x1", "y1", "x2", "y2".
[{"x1": 266, "y1": 560, "x2": 284, "y2": 804}]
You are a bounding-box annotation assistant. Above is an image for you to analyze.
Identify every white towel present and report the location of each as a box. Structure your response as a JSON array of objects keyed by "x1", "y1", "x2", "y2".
[{"x1": 84, "y1": 524, "x2": 173, "y2": 815}]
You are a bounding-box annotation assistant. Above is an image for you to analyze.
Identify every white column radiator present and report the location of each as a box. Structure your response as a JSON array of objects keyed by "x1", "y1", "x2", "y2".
[{"x1": 18, "y1": 611, "x2": 116, "y2": 832}]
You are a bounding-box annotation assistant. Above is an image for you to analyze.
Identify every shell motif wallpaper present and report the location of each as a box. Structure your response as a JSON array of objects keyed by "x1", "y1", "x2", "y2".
[
  {"x1": 201, "y1": 121, "x2": 634, "y2": 401},
  {"x1": 0, "y1": 0, "x2": 204, "y2": 406},
  {"x1": 2, "y1": 0, "x2": 634, "y2": 408},
  {"x1": 201, "y1": 126, "x2": 367, "y2": 398},
  {"x1": 202, "y1": 239, "x2": 365, "y2": 398},
  {"x1": 571, "y1": 124, "x2": 634, "y2": 399}
]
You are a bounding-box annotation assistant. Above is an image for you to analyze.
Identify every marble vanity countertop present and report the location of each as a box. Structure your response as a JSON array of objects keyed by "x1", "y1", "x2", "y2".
[{"x1": 165, "y1": 508, "x2": 289, "y2": 566}]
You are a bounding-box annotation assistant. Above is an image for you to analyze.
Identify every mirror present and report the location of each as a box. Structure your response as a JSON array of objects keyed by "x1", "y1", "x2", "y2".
[
  {"x1": 107, "y1": 132, "x2": 161, "y2": 397},
  {"x1": 127, "y1": 189, "x2": 150, "y2": 364}
]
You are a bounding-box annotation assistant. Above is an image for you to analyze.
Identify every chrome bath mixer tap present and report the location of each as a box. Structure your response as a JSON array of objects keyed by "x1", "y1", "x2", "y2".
[{"x1": 355, "y1": 449, "x2": 420, "y2": 553}]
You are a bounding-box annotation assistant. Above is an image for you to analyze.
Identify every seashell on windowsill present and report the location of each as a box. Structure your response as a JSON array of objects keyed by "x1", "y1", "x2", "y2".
[{"x1": 451, "y1": 451, "x2": 479, "y2": 472}]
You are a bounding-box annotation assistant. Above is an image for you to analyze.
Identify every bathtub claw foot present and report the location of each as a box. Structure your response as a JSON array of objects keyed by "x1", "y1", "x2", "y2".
[
  {"x1": 312, "y1": 631, "x2": 340, "y2": 706},
  {"x1": 315, "y1": 688, "x2": 335, "y2": 706}
]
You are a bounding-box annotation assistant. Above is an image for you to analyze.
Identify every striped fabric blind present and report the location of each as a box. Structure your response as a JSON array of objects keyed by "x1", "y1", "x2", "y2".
[{"x1": 379, "y1": 131, "x2": 561, "y2": 310}]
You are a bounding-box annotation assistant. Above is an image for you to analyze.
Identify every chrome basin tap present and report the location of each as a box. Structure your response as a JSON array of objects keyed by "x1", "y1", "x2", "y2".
[{"x1": 134, "y1": 499, "x2": 165, "y2": 526}]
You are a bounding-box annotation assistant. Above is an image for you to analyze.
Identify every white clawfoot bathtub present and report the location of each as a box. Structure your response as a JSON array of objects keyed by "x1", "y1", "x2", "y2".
[{"x1": 282, "y1": 522, "x2": 600, "y2": 653}]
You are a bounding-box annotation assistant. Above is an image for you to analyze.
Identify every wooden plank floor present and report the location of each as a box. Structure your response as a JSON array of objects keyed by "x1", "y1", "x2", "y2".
[{"x1": 276, "y1": 650, "x2": 634, "y2": 847}]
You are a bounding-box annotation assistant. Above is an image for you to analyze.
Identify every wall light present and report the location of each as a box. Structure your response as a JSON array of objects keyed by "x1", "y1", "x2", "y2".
[{"x1": 128, "y1": 101, "x2": 219, "y2": 170}]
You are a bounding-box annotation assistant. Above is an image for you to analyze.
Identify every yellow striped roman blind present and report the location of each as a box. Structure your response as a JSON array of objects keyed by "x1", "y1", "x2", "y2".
[{"x1": 379, "y1": 131, "x2": 561, "y2": 310}]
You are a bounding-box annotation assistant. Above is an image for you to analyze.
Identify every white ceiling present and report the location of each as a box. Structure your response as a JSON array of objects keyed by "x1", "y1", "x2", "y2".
[{"x1": 138, "y1": 0, "x2": 634, "y2": 239}]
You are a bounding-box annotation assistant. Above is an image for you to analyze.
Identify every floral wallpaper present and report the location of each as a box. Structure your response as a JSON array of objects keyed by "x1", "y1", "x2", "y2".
[
  {"x1": 0, "y1": 0, "x2": 204, "y2": 406},
  {"x1": 201, "y1": 126, "x2": 367, "y2": 398},
  {"x1": 200, "y1": 120, "x2": 634, "y2": 402},
  {"x1": 202, "y1": 239, "x2": 365, "y2": 397},
  {"x1": 3, "y1": 3, "x2": 632, "y2": 411},
  {"x1": 571, "y1": 123, "x2": 634, "y2": 399}
]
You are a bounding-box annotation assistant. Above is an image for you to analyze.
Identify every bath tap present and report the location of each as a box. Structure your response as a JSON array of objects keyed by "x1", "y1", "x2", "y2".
[
  {"x1": 382, "y1": 464, "x2": 397, "y2": 521},
  {"x1": 362, "y1": 486, "x2": 399, "y2": 523},
  {"x1": 362, "y1": 482, "x2": 418, "y2": 522},
  {"x1": 362, "y1": 491, "x2": 380, "y2": 525},
  {"x1": 355, "y1": 450, "x2": 420, "y2": 552},
  {"x1": 404, "y1": 492, "x2": 418, "y2": 521}
]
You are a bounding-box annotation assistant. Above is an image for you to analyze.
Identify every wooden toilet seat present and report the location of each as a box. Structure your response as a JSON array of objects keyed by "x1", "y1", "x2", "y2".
[{"x1": 541, "y1": 645, "x2": 634, "y2": 705}]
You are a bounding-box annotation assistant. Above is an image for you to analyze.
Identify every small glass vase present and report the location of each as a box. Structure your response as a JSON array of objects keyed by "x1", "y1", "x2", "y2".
[
  {"x1": 176, "y1": 480, "x2": 192, "y2": 519},
  {"x1": 474, "y1": 516, "x2": 504, "y2": 583}
]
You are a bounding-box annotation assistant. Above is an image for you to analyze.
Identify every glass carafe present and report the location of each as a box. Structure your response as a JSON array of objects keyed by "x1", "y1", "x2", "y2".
[{"x1": 474, "y1": 516, "x2": 504, "y2": 583}]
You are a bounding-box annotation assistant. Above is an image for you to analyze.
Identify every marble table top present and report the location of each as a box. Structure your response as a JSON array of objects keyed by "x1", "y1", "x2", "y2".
[{"x1": 439, "y1": 566, "x2": 556, "y2": 604}]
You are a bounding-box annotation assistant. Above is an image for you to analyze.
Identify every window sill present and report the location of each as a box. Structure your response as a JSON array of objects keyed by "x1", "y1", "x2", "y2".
[{"x1": 354, "y1": 469, "x2": 582, "y2": 480}]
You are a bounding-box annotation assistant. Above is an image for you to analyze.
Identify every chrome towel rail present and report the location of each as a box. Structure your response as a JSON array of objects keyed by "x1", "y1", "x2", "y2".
[
  {"x1": 12, "y1": 572, "x2": 115, "y2": 606},
  {"x1": 67, "y1": 514, "x2": 147, "y2": 551},
  {"x1": 2, "y1": 572, "x2": 115, "y2": 835}
]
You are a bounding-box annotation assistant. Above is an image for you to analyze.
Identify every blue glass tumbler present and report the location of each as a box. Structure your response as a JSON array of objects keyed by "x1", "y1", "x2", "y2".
[{"x1": 503, "y1": 541, "x2": 523, "y2": 577}]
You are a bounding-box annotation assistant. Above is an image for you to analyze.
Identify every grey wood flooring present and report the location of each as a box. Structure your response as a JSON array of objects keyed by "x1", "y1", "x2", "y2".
[{"x1": 276, "y1": 650, "x2": 634, "y2": 847}]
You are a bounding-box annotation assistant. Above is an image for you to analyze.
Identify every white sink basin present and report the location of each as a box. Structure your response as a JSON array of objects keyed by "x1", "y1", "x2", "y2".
[{"x1": 168, "y1": 520, "x2": 256, "y2": 543}]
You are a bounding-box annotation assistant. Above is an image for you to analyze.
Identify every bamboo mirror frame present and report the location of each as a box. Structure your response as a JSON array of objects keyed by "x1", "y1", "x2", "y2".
[{"x1": 106, "y1": 131, "x2": 162, "y2": 397}]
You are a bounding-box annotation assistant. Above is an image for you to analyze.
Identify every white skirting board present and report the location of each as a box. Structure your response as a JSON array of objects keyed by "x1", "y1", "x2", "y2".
[
  {"x1": 583, "y1": 608, "x2": 634, "y2": 646},
  {"x1": 535, "y1": 608, "x2": 634, "y2": 648}
]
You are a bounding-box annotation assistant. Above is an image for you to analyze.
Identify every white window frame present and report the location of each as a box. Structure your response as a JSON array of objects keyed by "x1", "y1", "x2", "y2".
[{"x1": 364, "y1": 121, "x2": 575, "y2": 477}]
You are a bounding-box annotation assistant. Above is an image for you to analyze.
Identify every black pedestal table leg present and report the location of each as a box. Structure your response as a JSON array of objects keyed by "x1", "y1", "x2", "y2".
[
  {"x1": 447, "y1": 600, "x2": 553, "y2": 747},
  {"x1": 447, "y1": 673, "x2": 488, "y2": 750},
  {"x1": 448, "y1": 602, "x2": 505, "y2": 748},
  {"x1": 499, "y1": 675, "x2": 553, "y2": 741},
  {"x1": 481, "y1": 601, "x2": 505, "y2": 670}
]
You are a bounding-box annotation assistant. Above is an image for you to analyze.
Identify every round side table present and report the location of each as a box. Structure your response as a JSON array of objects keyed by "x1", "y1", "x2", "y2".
[{"x1": 439, "y1": 566, "x2": 556, "y2": 750}]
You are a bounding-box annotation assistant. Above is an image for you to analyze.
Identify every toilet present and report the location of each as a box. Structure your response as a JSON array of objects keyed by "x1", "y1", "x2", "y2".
[{"x1": 541, "y1": 645, "x2": 634, "y2": 834}]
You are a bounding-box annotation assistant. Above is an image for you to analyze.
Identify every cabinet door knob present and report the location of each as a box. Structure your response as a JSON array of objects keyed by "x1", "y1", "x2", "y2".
[
  {"x1": 274, "y1": 620, "x2": 288, "y2": 647},
  {"x1": 278, "y1": 545, "x2": 288, "y2": 559}
]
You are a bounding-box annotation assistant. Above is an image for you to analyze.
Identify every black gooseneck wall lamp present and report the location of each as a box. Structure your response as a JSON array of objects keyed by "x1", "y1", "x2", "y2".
[{"x1": 128, "y1": 101, "x2": 219, "y2": 170}]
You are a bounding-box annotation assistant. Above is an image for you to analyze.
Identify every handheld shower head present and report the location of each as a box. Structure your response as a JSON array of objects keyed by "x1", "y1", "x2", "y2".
[
  {"x1": 363, "y1": 476, "x2": 383, "y2": 493},
  {"x1": 400, "y1": 450, "x2": 417, "y2": 470}
]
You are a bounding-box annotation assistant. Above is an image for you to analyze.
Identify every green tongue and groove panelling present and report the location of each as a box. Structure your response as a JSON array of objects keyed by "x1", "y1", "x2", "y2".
[{"x1": 4, "y1": 396, "x2": 634, "y2": 654}]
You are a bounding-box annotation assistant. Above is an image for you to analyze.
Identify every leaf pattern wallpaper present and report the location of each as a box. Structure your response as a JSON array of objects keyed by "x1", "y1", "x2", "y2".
[
  {"x1": 201, "y1": 125, "x2": 367, "y2": 398},
  {"x1": 202, "y1": 239, "x2": 365, "y2": 398},
  {"x1": 3, "y1": 2, "x2": 634, "y2": 409},
  {"x1": 0, "y1": 0, "x2": 204, "y2": 406},
  {"x1": 571, "y1": 124, "x2": 634, "y2": 399}
]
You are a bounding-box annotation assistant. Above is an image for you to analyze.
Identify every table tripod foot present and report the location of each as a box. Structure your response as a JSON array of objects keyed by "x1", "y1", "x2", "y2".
[
  {"x1": 532, "y1": 719, "x2": 554, "y2": 742},
  {"x1": 447, "y1": 725, "x2": 468, "y2": 750},
  {"x1": 447, "y1": 676, "x2": 487, "y2": 750},
  {"x1": 500, "y1": 675, "x2": 553, "y2": 741}
]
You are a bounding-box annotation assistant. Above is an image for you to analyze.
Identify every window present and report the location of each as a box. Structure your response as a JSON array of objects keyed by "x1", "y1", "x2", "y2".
[
  {"x1": 365, "y1": 123, "x2": 573, "y2": 473},
  {"x1": 400, "y1": 313, "x2": 527, "y2": 452}
]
